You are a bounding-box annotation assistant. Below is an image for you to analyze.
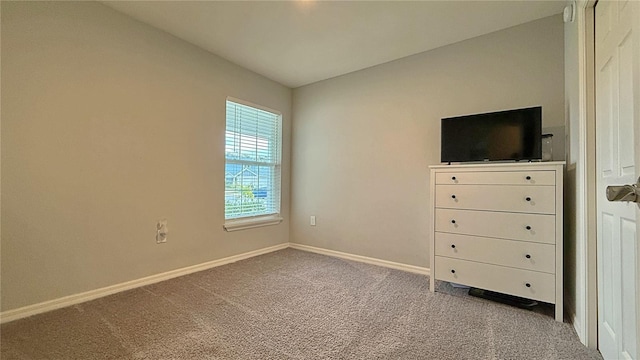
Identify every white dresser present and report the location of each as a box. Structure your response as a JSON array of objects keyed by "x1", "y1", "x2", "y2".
[{"x1": 428, "y1": 162, "x2": 564, "y2": 321}]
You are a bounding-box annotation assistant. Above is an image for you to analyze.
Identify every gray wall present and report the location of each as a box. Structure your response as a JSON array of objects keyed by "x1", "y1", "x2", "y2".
[
  {"x1": 1, "y1": 2, "x2": 291, "y2": 311},
  {"x1": 290, "y1": 15, "x2": 565, "y2": 268},
  {"x1": 1, "y1": 3, "x2": 566, "y2": 313}
]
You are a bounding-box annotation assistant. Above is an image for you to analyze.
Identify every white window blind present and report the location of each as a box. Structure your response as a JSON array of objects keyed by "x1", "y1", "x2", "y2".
[{"x1": 225, "y1": 99, "x2": 281, "y2": 220}]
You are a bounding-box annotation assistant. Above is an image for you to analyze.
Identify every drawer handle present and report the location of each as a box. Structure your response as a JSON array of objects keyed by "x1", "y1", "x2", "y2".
[
  {"x1": 451, "y1": 194, "x2": 456, "y2": 199},
  {"x1": 525, "y1": 283, "x2": 531, "y2": 288},
  {"x1": 451, "y1": 176, "x2": 456, "y2": 181},
  {"x1": 526, "y1": 175, "x2": 532, "y2": 180},
  {"x1": 451, "y1": 269, "x2": 456, "y2": 274},
  {"x1": 525, "y1": 197, "x2": 532, "y2": 202},
  {"x1": 451, "y1": 244, "x2": 456, "y2": 249},
  {"x1": 525, "y1": 254, "x2": 531, "y2": 259},
  {"x1": 451, "y1": 220, "x2": 456, "y2": 224},
  {"x1": 526, "y1": 225, "x2": 532, "y2": 230}
]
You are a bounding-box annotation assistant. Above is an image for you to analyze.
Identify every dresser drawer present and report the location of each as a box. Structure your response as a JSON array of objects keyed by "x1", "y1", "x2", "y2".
[
  {"x1": 436, "y1": 170, "x2": 555, "y2": 186},
  {"x1": 435, "y1": 208, "x2": 556, "y2": 244},
  {"x1": 434, "y1": 257, "x2": 555, "y2": 303},
  {"x1": 435, "y1": 184, "x2": 555, "y2": 214},
  {"x1": 435, "y1": 233, "x2": 555, "y2": 273}
]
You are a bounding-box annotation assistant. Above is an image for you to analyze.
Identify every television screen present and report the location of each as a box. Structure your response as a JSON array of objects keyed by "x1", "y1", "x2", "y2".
[{"x1": 441, "y1": 106, "x2": 542, "y2": 163}]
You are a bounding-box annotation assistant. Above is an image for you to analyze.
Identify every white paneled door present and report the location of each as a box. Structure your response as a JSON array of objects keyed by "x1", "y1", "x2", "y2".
[{"x1": 595, "y1": 1, "x2": 639, "y2": 359}]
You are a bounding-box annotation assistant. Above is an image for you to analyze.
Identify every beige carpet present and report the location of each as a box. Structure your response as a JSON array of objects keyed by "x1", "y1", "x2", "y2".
[{"x1": 1, "y1": 248, "x2": 601, "y2": 359}]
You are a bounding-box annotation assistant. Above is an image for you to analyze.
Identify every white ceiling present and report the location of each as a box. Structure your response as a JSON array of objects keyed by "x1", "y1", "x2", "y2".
[{"x1": 103, "y1": 1, "x2": 566, "y2": 88}]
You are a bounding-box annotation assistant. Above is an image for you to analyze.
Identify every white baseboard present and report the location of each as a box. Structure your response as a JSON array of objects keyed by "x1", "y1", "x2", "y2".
[
  {"x1": 0, "y1": 243, "x2": 288, "y2": 324},
  {"x1": 289, "y1": 243, "x2": 430, "y2": 276},
  {"x1": 1, "y1": 242, "x2": 428, "y2": 324}
]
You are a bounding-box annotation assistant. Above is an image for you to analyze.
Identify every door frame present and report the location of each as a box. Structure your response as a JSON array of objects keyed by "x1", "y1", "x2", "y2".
[{"x1": 572, "y1": 0, "x2": 597, "y2": 349}]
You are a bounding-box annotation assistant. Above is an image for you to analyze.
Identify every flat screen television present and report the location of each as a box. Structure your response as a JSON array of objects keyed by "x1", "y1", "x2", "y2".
[{"x1": 441, "y1": 106, "x2": 542, "y2": 163}]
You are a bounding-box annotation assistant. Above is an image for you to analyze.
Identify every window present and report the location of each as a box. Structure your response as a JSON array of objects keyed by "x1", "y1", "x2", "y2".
[{"x1": 224, "y1": 98, "x2": 282, "y2": 231}]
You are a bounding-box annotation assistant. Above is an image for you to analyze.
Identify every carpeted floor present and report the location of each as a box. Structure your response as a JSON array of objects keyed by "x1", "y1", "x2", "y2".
[{"x1": 1, "y1": 248, "x2": 601, "y2": 359}]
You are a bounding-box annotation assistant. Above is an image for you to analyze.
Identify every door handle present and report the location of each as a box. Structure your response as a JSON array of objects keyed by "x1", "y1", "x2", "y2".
[{"x1": 606, "y1": 177, "x2": 640, "y2": 203}]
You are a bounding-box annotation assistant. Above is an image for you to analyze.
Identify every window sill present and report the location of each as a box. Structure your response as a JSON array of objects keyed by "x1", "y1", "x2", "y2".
[{"x1": 224, "y1": 215, "x2": 284, "y2": 232}]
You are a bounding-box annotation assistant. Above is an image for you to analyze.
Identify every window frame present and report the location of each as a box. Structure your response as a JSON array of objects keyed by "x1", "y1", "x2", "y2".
[{"x1": 223, "y1": 97, "x2": 283, "y2": 231}]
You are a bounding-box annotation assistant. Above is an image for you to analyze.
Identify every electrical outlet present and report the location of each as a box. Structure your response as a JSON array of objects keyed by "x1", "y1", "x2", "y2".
[
  {"x1": 310, "y1": 216, "x2": 316, "y2": 226},
  {"x1": 156, "y1": 219, "x2": 168, "y2": 243}
]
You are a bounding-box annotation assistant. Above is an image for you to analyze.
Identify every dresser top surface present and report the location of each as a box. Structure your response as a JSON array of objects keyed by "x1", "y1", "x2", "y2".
[{"x1": 429, "y1": 161, "x2": 565, "y2": 171}]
